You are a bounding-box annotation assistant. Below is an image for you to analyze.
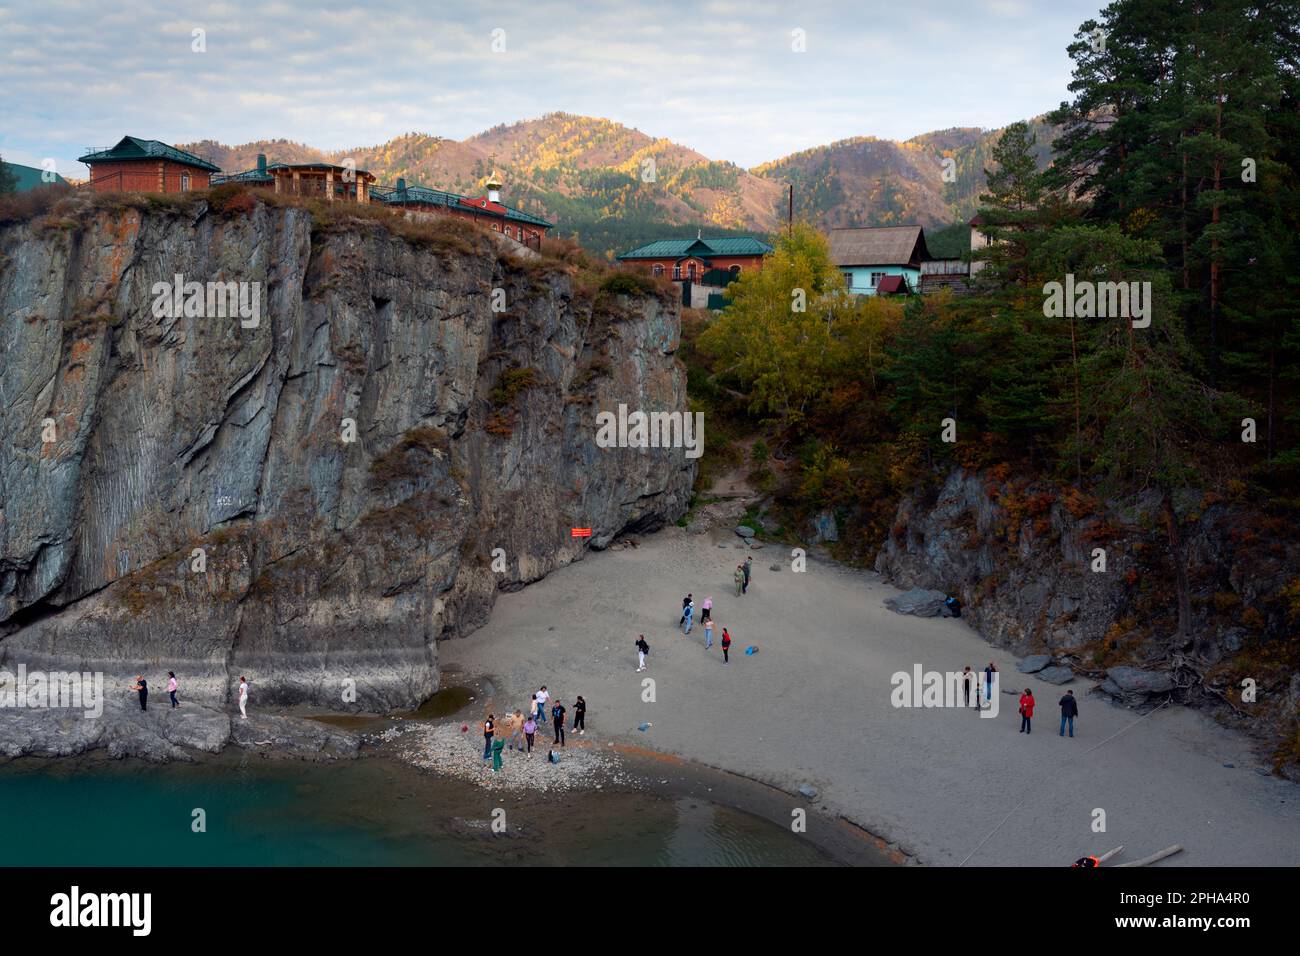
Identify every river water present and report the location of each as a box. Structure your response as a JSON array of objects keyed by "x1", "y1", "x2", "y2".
[{"x1": 0, "y1": 751, "x2": 843, "y2": 866}]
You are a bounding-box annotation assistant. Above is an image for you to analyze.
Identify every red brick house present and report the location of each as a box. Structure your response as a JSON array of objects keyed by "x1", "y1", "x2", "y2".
[
  {"x1": 372, "y1": 173, "x2": 552, "y2": 249},
  {"x1": 615, "y1": 235, "x2": 773, "y2": 280},
  {"x1": 78, "y1": 136, "x2": 220, "y2": 192}
]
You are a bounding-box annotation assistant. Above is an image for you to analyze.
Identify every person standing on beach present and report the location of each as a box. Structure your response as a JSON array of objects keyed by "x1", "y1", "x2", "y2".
[
  {"x1": 237, "y1": 676, "x2": 248, "y2": 719},
  {"x1": 167, "y1": 671, "x2": 179, "y2": 708},
  {"x1": 681, "y1": 597, "x2": 695, "y2": 635},
  {"x1": 636, "y1": 634, "x2": 650, "y2": 671},
  {"x1": 1018, "y1": 689, "x2": 1035, "y2": 734},
  {"x1": 536, "y1": 686, "x2": 550, "y2": 720},
  {"x1": 743, "y1": 556, "x2": 753, "y2": 594},
  {"x1": 483, "y1": 713, "x2": 495, "y2": 759},
  {"x1": 491, "y1": 736, "x2": 505, "y2": 772},
  {"x1": 523, "y1": 715, "x2": 537, "y2": 755},
  {"x1": 506, "y1": 710, "x2": 526, "y2": 751},
  {"x1": 720, "y1": 627, "x2": 731, "y2": 665},
  {"x1": 703, "y1": 617, "x2": 714, "y2": 650},
  {"x1": 132, "y1": 675, "x2": 148, "y2": 712},
  {"x1": 984, "y1": 662, "x2": 998, "y2": 701},
  {"x1": 734, "y1": 565, "x2": 744, "y2": 595},
  {"x1": 1059, "y1": 690, "x2": 1078, "y2": 737},
  {"x1": 529, "y1": 694, "x2": 540, "y2": 726},
  {"x1": 551, "y1": 700, "x2": 567, "y2": 746},
  {"x1": 701, "y1": 596, "x2": 712, "y2": 623},
  {"x1": 573, "y1": 696, "x2": 586, "y2": 735},
  {"x1": 961, "y1": 666, "x2": 973, "y2": 708}
]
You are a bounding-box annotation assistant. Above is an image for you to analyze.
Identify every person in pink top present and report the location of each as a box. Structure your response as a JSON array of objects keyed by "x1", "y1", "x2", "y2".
[
  {"x1": 701, "y1": 596, "x2": 713, "y2": 623},
  {"x1": 523, "y1": 716, "x2": 537, "y2": 755},
  {"x1": 167, "y1": 671, "x2": 179, "y2": 708}
]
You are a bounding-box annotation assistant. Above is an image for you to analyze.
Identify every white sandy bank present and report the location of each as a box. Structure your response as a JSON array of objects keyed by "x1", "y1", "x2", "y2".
[{"x1": 442, "y1": 528, "x2": 1299, "y2": 866}]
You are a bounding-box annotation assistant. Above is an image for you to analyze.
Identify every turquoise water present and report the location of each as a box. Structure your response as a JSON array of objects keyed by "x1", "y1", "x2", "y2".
[{"x1": 0, "y1": 754, "x2": 837, "y2": 866}]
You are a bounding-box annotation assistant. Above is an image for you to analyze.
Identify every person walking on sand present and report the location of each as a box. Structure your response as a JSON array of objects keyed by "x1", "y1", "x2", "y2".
[
  {"x1": 1018, "y1": 689, "x2": 1035, "y2": 734},
  {"x1": 573, "y1": 695, "x2": 586, "y2": 735},
  {"x1": 237, "y1": 676, "x2": 249, "y2": 719},
  {"x1": 1059, "y1": 690, "x2": 1078, "y2": 738},
  {"x1": 984, "y1": 661, "x2": 998, "y2": 701},
  {"x1": 701, "y1": 596, "x2": 712, "y2": 624},
  {"x1": 535, "y1": 686, "x2": 550, "y2": 717},
  {"x1": 961, "y1": 666, "x2": 973, "y2": 708},
  {"x1": 703, "y1": 617, "x2": 714, "y2": 650},
  {"x1": 681, "y1": 597, "x2": 695, "y2": 636},
  {"x1": 529, "y1": 694, "x2": 540, "y2": 726},
  {"x1": 524, "y1": 715, "x2": 537, "y2": 755},
  {"x1": 482, "y1": 713, "x2": 495, "y2": 759},
  {"x1": 734, "y1": 565, "x2": 744, "y2": 595},
  {"x1": 743, "y1": 556, "x2": 753, "y2": 594},
  {"x1": 551, "y1": 700, "x2": 567, "y2": 746},
  {"x1": 167, "y1": 671, "x2": 179, "y2": 708},
  {"x1": 720, "y1": 627, "x2": 731, "y2": 665},
  {"x1": 636, "y1": 634, "x2": 650, "y2": 671},
  {"x1": 132, "y1": 675, "x2": 148, "y2": 712}
]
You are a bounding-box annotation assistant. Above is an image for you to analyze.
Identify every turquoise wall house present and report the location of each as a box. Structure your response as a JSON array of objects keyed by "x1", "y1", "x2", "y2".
[
  {"x1": 837, "y1": 264, "x2": 920, "y2": 295},
  {"x1": 828, "y1": 226, "x2": 931, "y2": 296}
]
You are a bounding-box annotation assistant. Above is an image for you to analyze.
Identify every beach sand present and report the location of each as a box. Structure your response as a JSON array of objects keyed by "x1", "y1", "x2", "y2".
[{"x1": 442, "y1": 527, "x2": 1300, "y2": 866}]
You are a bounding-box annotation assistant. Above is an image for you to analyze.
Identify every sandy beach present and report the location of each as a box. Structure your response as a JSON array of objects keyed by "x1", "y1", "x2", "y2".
[{"x1": 443, "y1": 527, "x2": 1300, "y2": 866}]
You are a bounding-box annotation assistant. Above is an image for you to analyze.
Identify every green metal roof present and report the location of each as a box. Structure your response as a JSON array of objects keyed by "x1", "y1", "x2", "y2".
[
  {"x1": 1, "y1": 160, "x2": 69, "y2": 191},
  {"x1": 210, "y1": 168, "x2": 274, "y2": 185},
  {"x1": 616, "y1": 236, "x2": 773, "y2": 260},
  {"x1": 373, "y1": 181, "x2": 553, "y2": 228},
  {"x1": 77, "y1": 136, "x2": 221, "y2": 172}
]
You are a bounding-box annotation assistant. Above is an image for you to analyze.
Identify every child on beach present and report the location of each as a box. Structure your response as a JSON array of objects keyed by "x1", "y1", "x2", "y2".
[
  {"x1": 720, "y1": 628, "x2": 731, "y2": 665},
  {"x1": 636, "y1": 634, "x2": 650, "y2": 671},
  {"x1": 167, "y1": 672, "x2": 179, "y2": 708}
]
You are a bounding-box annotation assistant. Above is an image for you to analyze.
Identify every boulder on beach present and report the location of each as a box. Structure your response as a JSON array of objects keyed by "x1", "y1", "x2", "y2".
[
  {"x1": 1017, "y1": 655, "x2": 1052, "y2": 674},
  {"x1": 1104, "y1": 666, "x2": 1175, "y2": 697},
  {"x1": 1035, "y1": 666, "x2": 1075, "y2": 685},
  {"x1": 735, "y1": 525, "x2": 756, "y2": 539},
  {"x1": 883, "y1": 588, "x2": 948, "y2": 618}
]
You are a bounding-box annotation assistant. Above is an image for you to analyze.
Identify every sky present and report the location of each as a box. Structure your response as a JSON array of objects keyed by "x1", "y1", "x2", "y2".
[{"x1": 0, "y1": 0, "x2": 1105, "y2": 179}]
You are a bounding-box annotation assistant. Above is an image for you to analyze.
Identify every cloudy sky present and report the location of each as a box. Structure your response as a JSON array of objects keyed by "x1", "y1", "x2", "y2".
[{"x1": 1, "y1": 0, "x2": 1104, "y2": 179}]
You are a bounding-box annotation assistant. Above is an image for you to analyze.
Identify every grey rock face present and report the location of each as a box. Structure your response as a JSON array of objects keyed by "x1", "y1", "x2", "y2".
[
  {"x1": 1105, "y1": 667, "x2": 1175, "y2": 695},
  {"x1": 1035, "y1": 666, "x2": 1075, "y2": 685},
  {"x1": 883, "y1": 588, "x2": 948, "y2": 618},
  {"x1": 0, "y1": 199, "x2": 694, "y2": 756},
  {"x1": 1017, "y1": 655, "x2": 1052, "y2": 674}
]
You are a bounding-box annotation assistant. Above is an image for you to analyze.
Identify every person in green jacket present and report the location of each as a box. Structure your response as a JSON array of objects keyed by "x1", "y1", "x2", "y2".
[{"x1": 491, "y1": 736, "x2": 505, "y2": 772}]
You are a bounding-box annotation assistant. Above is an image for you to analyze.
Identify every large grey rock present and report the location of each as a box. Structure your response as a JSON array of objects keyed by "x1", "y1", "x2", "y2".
[
  {"x1": 735, "y1": 525, "x2": 756, "y2": 539},
  {"x1": 1105, "y1": 667, "x2": 1174, "y2": 695},
  {"x1": 1017, "y1": 655, "x2": 1052, "y2": 674},
  {"x1": 884, "y1": 588, "x2": 948, "y2": 618},
  {"x1": 0, "y1": 196, "x2": 694, "y2": 759},
  {"x1": 1035, "y1": 666, "x2": 1075, "y2": 685}
]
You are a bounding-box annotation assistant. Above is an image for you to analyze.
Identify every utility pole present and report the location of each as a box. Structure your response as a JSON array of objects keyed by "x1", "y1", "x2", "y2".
[{"x1": 788, "y1": 184, "x2": 793, "y2": 235}]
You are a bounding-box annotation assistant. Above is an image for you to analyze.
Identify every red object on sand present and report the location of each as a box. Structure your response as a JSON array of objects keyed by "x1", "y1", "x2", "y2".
[
  {"x1": 461, "y1": 724, "x2": 468, "y2": 732},
  {"x1": 571, "y1": 528, "x2": 592, "y2": 538}
]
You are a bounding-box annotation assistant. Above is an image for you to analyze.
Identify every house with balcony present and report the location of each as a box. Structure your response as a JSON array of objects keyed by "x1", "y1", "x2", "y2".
[
  {"x1": 616, "y1": 234, "x2": 773, "y2": 307},
  {"x1": 211, "y1": 155, "x2": 376, "y2": 202},
  {"x1": 78, "y1": 136, "x2": 220, "y2": 192}
]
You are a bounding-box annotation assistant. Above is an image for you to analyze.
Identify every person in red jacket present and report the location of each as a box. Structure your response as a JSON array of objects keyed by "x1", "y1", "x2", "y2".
[{"x1": 1019, "y1": 688, "x2": 1035, "y2": 734}]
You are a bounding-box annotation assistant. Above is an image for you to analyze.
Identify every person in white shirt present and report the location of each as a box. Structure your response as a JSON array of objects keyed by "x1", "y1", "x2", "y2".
[
  {"x1": 238, "y1": 677, "x2": 249, "y2": 718},
  {"x1": 535, "y1": 686, "x2": 550, "y2": 716}
]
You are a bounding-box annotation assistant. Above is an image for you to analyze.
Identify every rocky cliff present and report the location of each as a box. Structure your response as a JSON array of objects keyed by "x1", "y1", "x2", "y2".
[
  {"x1": 0, "y1": 194, "x2": 694, "y2": 757},
  {"x1": 875, "y1": 468, "x2": 1300, "y2": 770}
]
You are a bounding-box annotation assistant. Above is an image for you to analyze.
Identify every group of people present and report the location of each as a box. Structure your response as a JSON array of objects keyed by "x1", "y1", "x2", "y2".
[
  {"x1": 673, "y1": 576, "x2": 743, "y2": 667},
  {"x1": 481, "y1": 686, "x2": 588, "y2": 771},
  {"x1": 129, "y1": 673, "x2": 250, "y2": 718},
  {"x1": 959, "y1": 663, "x2": 1081, "y2": 736}
]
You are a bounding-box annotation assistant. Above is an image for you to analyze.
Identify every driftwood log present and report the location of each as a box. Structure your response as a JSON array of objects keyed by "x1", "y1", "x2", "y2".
[{"x1": 1115, "y1": 844, "x2": 1184, "y2": 867}]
